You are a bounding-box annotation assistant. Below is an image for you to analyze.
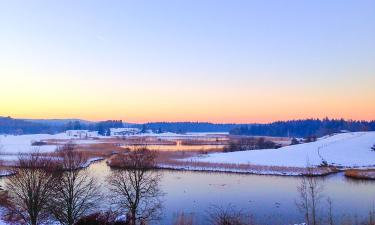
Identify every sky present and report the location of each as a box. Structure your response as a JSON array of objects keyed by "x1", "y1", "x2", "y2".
[{"x1": 0, "y1": 0, "x2": 374, "y2": 123}]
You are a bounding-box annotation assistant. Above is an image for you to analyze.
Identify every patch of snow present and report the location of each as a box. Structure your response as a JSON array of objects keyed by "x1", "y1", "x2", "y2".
[
  {"x1": 0, "y1": 170, "x2": 14, "y2": 177},
  {"x1": 184, "y1": 132, "x2": 375, "y2": 168},
  {"x1": 157, "y1": 164, "x2": 305, "y2": 176},
  {"x1": 81, "y1": 157, "x2": 105, "y2": 168},
  {"x1": 0, "y1": 134, "x2": 68, "y2": 154},
  {"x1": 0, "y1": 132, "x2": 104, "y2": 154}
]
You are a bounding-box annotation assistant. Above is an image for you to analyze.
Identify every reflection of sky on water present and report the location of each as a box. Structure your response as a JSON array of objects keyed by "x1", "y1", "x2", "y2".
[
  {"x1": 87, "y1": 161, "x2": 375, "y2": 224},
  {"x1": 122, "y1": 142, "x2": 225, "y2": 151},
  {"x1": 2, "y1": 161, "x2": 375, "y2": 225}
]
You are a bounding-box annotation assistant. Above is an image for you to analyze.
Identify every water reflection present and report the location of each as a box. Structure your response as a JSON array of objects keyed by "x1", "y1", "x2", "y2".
[
  {"x1": 121, "y1": 141, "x2": 225, "y2": 152},
  {"x1": 2, "y1": 161, "x2": 375, "y2": 225}
]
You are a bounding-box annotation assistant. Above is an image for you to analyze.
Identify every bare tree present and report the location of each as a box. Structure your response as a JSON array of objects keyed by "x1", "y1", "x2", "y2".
[
  {"x1": 3, "y1": 152, "x2": 60, "y2": 225},
  {"x1": 326, "y1": 197, "x2": 334, "y2": 225},
  {"x1": 107, "y1": 147, "x2": 164, "y2": 225},
  {"x1": 207, "y1": 204, "x2": 254, "y2": 225},
  {"x1": 0, "y1": 140, "x2": 3, "y2": 184},
  {"x1": 296, "y1": 167, "x2": 324, "y2": 225},
  {"x1": 0, "y1": 139, "x2": 3, "y2": 153},
  {"x1": 173, "y1": 212, "x2": 196, "y2": 225},
  {"x1": 368, "y1": 205, "x2": 375, "y2": 225},
  {"x1": 0, "y1": 140, "x2": 3, "y2": 167},
  {"x1": 49, "y1": 145, "x2": 101, "y2": 225},
  {"x1": 296, "y1": 175, "x2": 310, "y2": 224}
]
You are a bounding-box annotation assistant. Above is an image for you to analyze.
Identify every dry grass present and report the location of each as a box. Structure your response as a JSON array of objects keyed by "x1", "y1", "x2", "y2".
[
  {"x1": 173, "y1": 212, "x2": 196, "y2": 225},
  {"x1": 105, "y1": 148, "x2": 338, "y2": 176},
  {"x1": 180, "y1": 139, "x2": 228, "y2": 146},
  {"x1": 345, "y1": 169, "x2": 375, "y2": 180},
  {"x1": 159, "y1": 159, "x2": 337, "y2": 176}
]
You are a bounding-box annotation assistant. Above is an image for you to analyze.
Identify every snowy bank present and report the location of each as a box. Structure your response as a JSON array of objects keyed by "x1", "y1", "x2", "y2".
[
  {"x1": 183, "y1": 132, "x2": 375, "y2": 168},
  {"x1": 0, "y1": 132, "x2": 105, "y2": 154}
]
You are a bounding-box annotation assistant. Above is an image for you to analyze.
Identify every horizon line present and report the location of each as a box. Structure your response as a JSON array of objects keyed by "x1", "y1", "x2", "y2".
[{"x1": 4, "y1": 115, "x2": 375, "y2": 125}]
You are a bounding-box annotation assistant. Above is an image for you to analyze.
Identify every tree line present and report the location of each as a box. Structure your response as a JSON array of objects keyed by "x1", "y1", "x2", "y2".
[
  {"x1": 229, "y1": 118, "x2": 375, "y2": 138},
  {"x1": 0, "y1": 117, "x2": 124, "y2": 135}
]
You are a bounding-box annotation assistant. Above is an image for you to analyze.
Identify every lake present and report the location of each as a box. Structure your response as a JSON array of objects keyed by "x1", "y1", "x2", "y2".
[
  {"x1": 88, "y1": 161, "x2": 375, "y2": 225},
  {"x1": 1, "y1": 160, "x2": 375, "y2": 225}
]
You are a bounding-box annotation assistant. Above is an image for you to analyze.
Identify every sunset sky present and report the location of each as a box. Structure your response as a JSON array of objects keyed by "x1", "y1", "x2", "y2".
[{"x1": 0, "y1": 0, "x2": 374, "y2": 123}]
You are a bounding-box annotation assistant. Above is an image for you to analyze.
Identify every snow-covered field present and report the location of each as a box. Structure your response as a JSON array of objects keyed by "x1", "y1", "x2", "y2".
[
  {"x1": 185, "y1": 132, "x2": 375, "y2": 168},
  {"x1": 0, "y1": 132, "x2": 103, "y2": 154},
  {"x1": 120, "y1": 131, "x2": 228, "y2": 140},
  {"x1": 0, "y1": 133, "x2": 69, "y2": 153},
  {"x1": 0, "y1": 131, "x2": 225, "y2": 155}
]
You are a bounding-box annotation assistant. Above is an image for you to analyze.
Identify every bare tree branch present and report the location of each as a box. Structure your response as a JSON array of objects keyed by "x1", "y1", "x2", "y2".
[
  {"x1": 3, "y1": 151, "x2": 60, "y2": 225},
  {"x1": 49, "y1": 144, "x2": 101, "y2": 225},
  {"x1": 107, "y1": 147, "x2": 164, "y2": 225}
]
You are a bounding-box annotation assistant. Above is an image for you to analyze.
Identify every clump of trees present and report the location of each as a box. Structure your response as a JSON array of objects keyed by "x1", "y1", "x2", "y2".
[
  {"x1": 224, "y1": 137, "x2": 280, "y2": 152},
  {"x1": 3, "y1": 153, "x2": 61, "y2": 225},
  {"x1": 1, "y1": 146, "x2": 101, "y2": 225},
  {"x1": 0, "y1": 116, "x2": 50, "y2": 135},
  {"x1": 291, "y1": 138, "x2": 301, "y2": 145},
  {"x1": 144, "y1": 122, "x2": 237, "y2": 133},
  {"x1": 1, "y1": 146, "x2": 164, "y2": 225},
  {"x1": 230, "y1": 118, "x2": 375, "y2": 138},
  {"x1": 97, "y1": 120, "x2": 123, "y2": 136}
]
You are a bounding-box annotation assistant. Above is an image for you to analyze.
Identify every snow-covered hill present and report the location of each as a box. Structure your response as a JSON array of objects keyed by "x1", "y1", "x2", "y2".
[{"x1": 186, "y1": 132, "x2": 375, "y2": 168}]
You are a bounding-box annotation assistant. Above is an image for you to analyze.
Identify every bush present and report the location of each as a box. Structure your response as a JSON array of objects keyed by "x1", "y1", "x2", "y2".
[
  {"x1": 224, "y1": 137, "x2": 278, "y2": 152},
  {"x1": 74, "y1": 212, "x2": 127, "y2": 225},
  {"x1": 31, "y1": 141, "x2": 48, "y2": 146},
  {"x1": 291, "y1": 138, "x2": 300, "y2": 145}
]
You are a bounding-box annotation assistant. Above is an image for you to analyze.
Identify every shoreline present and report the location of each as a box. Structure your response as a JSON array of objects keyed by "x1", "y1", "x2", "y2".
[{"x1": 156, "y1": 163, "x2": 340, "y2": 177}]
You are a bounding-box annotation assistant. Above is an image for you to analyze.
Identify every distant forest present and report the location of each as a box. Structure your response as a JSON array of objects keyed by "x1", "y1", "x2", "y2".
[
  {"x1": 1, "y1": 116, "x2": 375, "y2": 137},
  {"x1": 0, "y1": 117, "x2": 123, "y2": 135},
  {"x1": 229, "y1": 118, "x2": 375, "y2": 138},
  {"x1": 142, "y1": 122, "x2": 238, "y2": 133},
  {"x1": 0, "y1": 116, "x2": 51, "y2": 134}
]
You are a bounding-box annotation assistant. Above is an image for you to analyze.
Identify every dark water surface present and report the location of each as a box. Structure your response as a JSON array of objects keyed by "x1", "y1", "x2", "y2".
[
  {"x1": 1, "y1": 161, "x2": 375, "y2": 225},
  {"x1": 87, "y1": 161, "x2": 375, "y2": 225}
]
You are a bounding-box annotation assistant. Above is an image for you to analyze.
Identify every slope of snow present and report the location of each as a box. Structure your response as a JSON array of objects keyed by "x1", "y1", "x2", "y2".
[
  {"x1": 0, "y1": 132, "x2": 102, "y2": 154},
  {"x1": 186, "y1": 132, "x2": 375, "y2": 168}
]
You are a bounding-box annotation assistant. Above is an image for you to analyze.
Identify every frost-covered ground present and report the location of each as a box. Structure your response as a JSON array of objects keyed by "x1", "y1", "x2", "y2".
[
  {"x1": 184, "y1": 132, "x2": 375, "y2": 168},
  {"x1": 0, "y1": 131, "x2": 104, "y2": 154},
  {"x1": 0, "y1": 133, "x2": 70, "y2": 153}
]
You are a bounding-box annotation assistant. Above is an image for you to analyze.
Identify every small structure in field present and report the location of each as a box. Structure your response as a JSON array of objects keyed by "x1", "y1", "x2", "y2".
[
  {"x1": 66, "y1": 130, "x2": 98, "y2": 139},
  {"x1": 110, "y1": 128, "x2": 141, "y2": 136}
]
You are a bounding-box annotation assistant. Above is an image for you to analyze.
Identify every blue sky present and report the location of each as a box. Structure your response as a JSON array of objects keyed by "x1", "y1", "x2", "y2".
[{"x1": 0, "y1": 0, "x2": 374, "y2": 122}]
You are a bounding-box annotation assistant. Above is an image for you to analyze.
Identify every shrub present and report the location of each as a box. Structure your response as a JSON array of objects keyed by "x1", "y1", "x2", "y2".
[
  {"x1": 31, "y1": 141, "x2": 48, "y2": 146},
  {"x1": 74, "y1": 212, "x2": 127, "y2": 225}
]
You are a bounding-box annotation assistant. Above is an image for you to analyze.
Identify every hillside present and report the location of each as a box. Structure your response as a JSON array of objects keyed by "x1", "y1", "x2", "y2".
[
  {"x1": 187, "y1": 132, "x2": 375, "y2": 168},
  {"x1": 0, "y1": 116, "x2": 50, "y2": 134}
]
